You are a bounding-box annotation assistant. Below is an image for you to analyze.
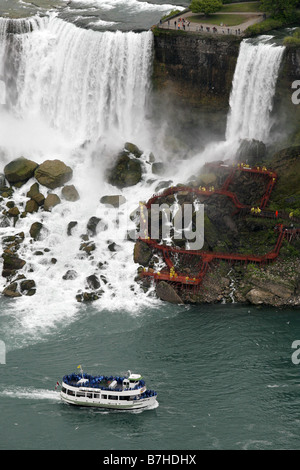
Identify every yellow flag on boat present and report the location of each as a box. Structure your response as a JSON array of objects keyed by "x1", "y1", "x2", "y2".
[{"x1": 77, "y1": 365, "x2": 81, "y2": 369}]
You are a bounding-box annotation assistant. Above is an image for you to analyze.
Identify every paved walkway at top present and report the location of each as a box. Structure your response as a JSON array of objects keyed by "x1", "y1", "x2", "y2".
[{"x1": 159, "y1": 10, "x2": 265, "y2": 36}]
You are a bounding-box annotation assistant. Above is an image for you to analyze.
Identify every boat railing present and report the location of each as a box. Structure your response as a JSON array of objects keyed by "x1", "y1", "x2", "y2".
[{"x1": 62, "y1": 374, "x2": 146, "y2": 392}]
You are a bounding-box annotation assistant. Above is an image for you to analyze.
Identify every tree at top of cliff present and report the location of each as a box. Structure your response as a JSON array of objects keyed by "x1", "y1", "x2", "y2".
[
  {"x1": 189, "y1": 0, "x2": 223, "y2": 16},
  {"x1": 189, "y1": 0, "x2": 223, "y2": 17},
  {"x1": 260, "y1": 0, "x2": 299, "y2": 19}
]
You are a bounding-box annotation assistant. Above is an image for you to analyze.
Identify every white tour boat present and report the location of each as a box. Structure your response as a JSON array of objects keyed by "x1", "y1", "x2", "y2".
[{"x1": 60, "y1": 369, "x2": 157, "y2": 410}]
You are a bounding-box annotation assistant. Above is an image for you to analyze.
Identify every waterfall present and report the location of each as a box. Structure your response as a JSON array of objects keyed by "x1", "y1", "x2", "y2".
[
  {"x1": 226, "y1": 37, "x2": 285, "y2": 144},
  {"x1": 0, "y1": 15, "x2": 159, "y2": 337},
  {"x1": 170, "y1": 35, "x2": 285, "y2": 189},
  {"x1": 0, "y1": 14, "x2": 153, "y2": 146}
]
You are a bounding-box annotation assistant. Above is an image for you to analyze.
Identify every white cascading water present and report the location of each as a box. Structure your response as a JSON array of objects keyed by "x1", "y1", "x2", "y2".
[
  {"x1": 176, "y1": 36, "x2": 285, "y2": 183},
  {"x1": 1, "y1": 14, "x2": 153, "y2": 146},
  {"x1": 225, "y1": 37, "x2": 285, "y2": 143},
  {"x1": 0, "y1": 19, "x2": 286, "y2": 342},
  {"x1": 0, "y1": 15, "x2": 162, "y2": 341}
]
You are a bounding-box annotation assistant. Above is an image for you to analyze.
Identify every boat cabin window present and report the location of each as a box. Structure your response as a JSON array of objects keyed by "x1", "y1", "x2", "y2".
[
  {"x1": 94, "y1": 393, "x2": 100, "y2": 399},
  {"x1": 77, "y1": 392, "x2": 85, "y2": 398},
  {"x1": 87, "y1": 393, "x2": 92, "y2": 399},
  {"x1": 108, "y1": 395, "x2": 118, "y2": 400},
  {"x1": 67, "y1": 389, "x2": 75, "y2": 396},
  {"x1": 102, "y1": 394, "x2": 107, "y2": 399}
]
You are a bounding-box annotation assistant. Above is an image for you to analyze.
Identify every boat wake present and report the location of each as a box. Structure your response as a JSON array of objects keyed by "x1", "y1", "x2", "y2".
[{"x1": 0, "y1": 386, "x2": 61, "y2": 402}]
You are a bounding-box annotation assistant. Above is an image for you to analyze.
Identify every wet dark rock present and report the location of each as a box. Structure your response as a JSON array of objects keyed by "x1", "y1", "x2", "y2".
[
  {"x1": 2, "y1": 252, "x2": 26, "y2": 275},
  {"x1": 86, "y1": 274, "x2": 100, "y2": 290},
  {"x1": 32, "y1": 192, "x2": 45, "y2": 206},
  {"x1": 76, "y1": 290, "x2": 103, "y2": 302},
  {"x1": 2, "y1": 282, "x2": 21, "y2": 297},
  {"x1": 25, "y1": 199, "x2": 39, "y2": 213},
  {"x1": 20, "y1": 279, "x2": 36, "y2": 295},
  {"x1": 87, "y1": 216, "x2": 100, "y2": 236},
  {"x1": 124, "y1": 142, "x2": 143, "y2": 158},
  {"x1": 107, "y1": 151, "x2": 142, "y2": 188},
  {"x1": 108, "y1": 242, "x2": 120, "y2": 252},
  {"x1": 7, "y1": 206, "x2": 20, "y2": 218},
  {"x1": 87, "y1": 216, "x2": 107, "y2": 236},
  {"x1": 80, "y1": 241, "x2": 96, "y2": 255},
  {"x1": 67, "y1": 221, "x2": 78, "y2": 236},
  {"x1": 29, "y1": 222, "x2": 43, "y2": 241},
  {"x1": 4, "y1": 157, "x2": 38, "y2": 184},
  {"x1": 44, "y1": 193, "x2": 61, "y2": 211},
  {"x1": 26, "y1": 182, "x2": 40, "y2": 198},
  {"x1": 62, "y1": 270, "x2": 78, "y2": 280}
]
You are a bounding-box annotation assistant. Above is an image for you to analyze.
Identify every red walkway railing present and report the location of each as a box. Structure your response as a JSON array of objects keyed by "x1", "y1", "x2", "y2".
[{"x1": 139, "y1": 163, "x2": 300, "y2": 291}]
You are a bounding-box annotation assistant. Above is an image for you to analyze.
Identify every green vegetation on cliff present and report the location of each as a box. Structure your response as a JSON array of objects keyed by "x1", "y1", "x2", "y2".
[
  {"x1": 246, "y1": 0, "x2": 300, "y2": 35},
  {"x1": 260, "y1": 0, "x2": 299, "y2": 19},
  {"x1": 190, "y1": 0, "x2": 223, "y2": 16},
  {"x1": 284, "y1": 28, "x2": 300, "y2": 46}
]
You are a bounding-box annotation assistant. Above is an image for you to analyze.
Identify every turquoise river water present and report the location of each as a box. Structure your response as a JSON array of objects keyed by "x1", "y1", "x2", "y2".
[{"x1": 1, "y1": 298, "x2": 300, "y2": 450}]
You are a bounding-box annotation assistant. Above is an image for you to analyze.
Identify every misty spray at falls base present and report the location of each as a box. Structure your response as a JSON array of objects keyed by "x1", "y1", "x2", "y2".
[{"x1": 0, "y1": 16, "x2": 286, "y2": 340}]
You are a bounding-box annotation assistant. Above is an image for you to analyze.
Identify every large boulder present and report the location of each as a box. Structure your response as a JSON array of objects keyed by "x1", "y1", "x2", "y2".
[
  {"x1": 107, "y1": 151, "x2": 142, "y2": 188},
  {"x1": 155, "y1": 281, "x2": 184, "y2": 304},
  {"x1": 4, "y1": 157, "x2": 38, "y2": 184},
  {"x1": 2, "y1": 252, "x2": 26, "y2": 277},
  {"x1": 245, "y1": 288, "x2": 274, "y2": 305},
  {"x1": 34, "y1": 159, "x2": 73, "y2": 189},
  {"x1": 2, "y1": 282, "x2": 21, "y2": 298}
]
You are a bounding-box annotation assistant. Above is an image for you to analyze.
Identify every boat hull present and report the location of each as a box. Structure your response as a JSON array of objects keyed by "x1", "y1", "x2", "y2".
[{"x1": 60, "y1": 391, "x2": 157, "y2": 410}]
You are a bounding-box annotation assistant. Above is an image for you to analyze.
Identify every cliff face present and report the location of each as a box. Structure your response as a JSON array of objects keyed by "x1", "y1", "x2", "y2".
[
  {"x1": 152, "y1": 29, "x2": 242, "y2": 111},
  {"x1": 152, "y1": 30, "x2": 300, "y2": 149}
]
